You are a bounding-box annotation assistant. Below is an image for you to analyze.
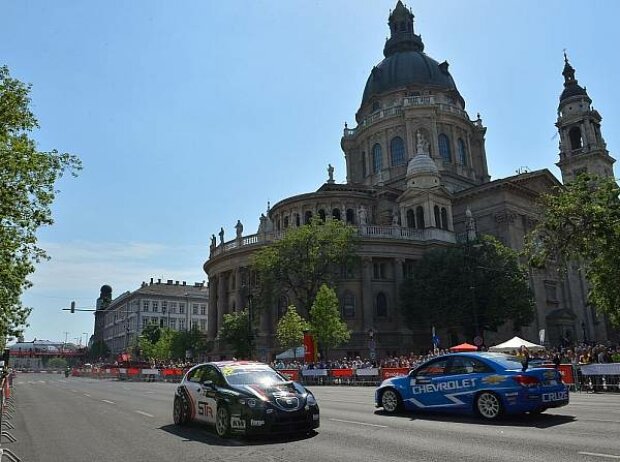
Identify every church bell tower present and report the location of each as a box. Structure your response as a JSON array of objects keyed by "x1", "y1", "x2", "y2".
[{"x1": 556, "y1": 53, "x2": 615, "y2": 183}]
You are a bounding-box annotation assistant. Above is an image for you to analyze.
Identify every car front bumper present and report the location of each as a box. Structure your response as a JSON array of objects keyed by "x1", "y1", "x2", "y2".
[{"x1": 231, "y1": 404, "x2": 320, "y2": 435}]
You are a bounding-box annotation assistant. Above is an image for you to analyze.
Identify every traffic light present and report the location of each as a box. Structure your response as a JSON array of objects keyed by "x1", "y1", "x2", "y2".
[{"x1": 70, "y1": 301, "x2": 76, "y2": 313}]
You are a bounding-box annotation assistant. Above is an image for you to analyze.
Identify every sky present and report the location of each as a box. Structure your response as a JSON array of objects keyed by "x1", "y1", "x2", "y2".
[{"x1": 2, "y1": 0, "x2": 619, "y2": 345}]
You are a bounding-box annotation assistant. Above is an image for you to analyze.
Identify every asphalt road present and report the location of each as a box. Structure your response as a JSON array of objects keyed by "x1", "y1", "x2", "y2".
[{"x1": 5, "y1": 374, "x2": 620, "y2": 462}]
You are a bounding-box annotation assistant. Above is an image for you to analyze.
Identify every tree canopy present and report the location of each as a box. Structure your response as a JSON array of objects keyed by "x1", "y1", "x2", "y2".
[
  {"x1": 251, "y1": 217, "x2": 357, "y2": 315},
  {"x1": 309, "y1": 284, "x2": 351, "y2": 359},
  {"x1": 400, "y1": 235, "x2": 535, "y2": 341},
  {"x1": 524, "y1": 174, "x2": 620, "y2": 325},
  {"x1": 216, "y1": 310, "x2": 251, "y2": 359},
  {"x1": 275, "y1": 305, "x2": 309, "y2": 358},
  {"x1": 0, "y1": 65, "x2": 81, "y2": 342}
]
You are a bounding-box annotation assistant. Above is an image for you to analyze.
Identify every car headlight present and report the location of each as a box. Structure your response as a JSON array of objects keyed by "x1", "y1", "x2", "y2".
[
  {"x1": 239, "y1": 398, "x2": 263, "y2": 408},
  {"x1": 306, "y1": 393, "x2": 317, "y2": 405}
]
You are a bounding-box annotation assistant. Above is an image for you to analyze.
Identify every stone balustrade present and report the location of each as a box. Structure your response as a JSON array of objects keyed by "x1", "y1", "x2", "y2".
[{"x1": 209, "y1": 225, "x2": 455, "y2": 258}]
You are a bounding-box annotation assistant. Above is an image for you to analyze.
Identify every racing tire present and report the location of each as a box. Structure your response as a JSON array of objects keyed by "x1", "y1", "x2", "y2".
[
  {"x1": 173, "y1": 396, "x2": 190, "y2": 426},
  {"x1": 475, "y1": 391, "x2": 503, "y2": 420},
  {"x1": 215, "y1": 404, "x2": 231, "y2": 438},
  {"x1": 380, "y1": 388, "x2": 403, "y2": 414}
]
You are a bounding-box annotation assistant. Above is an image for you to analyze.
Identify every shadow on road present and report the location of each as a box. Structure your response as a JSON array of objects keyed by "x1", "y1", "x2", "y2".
[
  {"x1": 160, "y1": 424, "x2": 318, "y2": 446},
  {"x1": 373, "y1": 410, "x2": 576, "y2": 428}
]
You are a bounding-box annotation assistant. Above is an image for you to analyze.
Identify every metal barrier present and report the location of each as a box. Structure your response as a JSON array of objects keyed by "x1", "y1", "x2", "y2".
[
  {"x1": 0, "y1": 372, "x2": 22, "y2": 461},
  {"x1": 577, "y1": 363, "x2": 620, "y2": 393}
]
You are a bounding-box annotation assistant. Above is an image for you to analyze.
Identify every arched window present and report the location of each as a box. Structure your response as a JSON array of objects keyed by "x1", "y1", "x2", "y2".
[
  {"x1": 569, "y1": 127, "x2": 582, "y2": 150},
  {"x1": 457, "y1": 138, "x2": 467, "y2": 165},
  {"x1": 416, "y1": 206, "x2": 425, "y2": 229},
  {"x1": 332, "y1": 208, "x2": 341, "y2": 220},
  {"x1": 406, "y1": 209, "x2": 415, "y2": 228},
  {"x1": 278, "y1": 296, "x2": 288, "y2": 319},
  {"x1": 441, "y1": 207, "x2": 448, "y2": 230},
  {"x1": 372, "y1": 143, "x2": 383, "y2": 173},
  {"x1": 438, "y1": 134, "x2": 452, "y2": 162},
  {"x1": 276, "y1": 219, "x2": 281, "y2": 232},
  {"x1": 390, "y1": 136, "x2": 405, "y2": 167},
  {"x1": 304, "y1": 211, "x2": 313, "y2": 224},
  {"x1": 318, "y1": 209, "x2": 326, "y2": 222},
  {"x1": 376, "y1": 293, "x2": 387, "y2": 318},
  {"x1": 346, "y1": 208, "x2": 355, "y2": 224},
  {"x1": 295, "y1": 213, "x2": 300, "y2": 227},
  {"x1": 283, "y1": 216, "x2": 289, "y2": 228},
  {"x1": 342, "y1": 292, "x2": 355, "y2": 319},
  {"x1": 434, "y1": 205, "x2": 441, "y2": 228}
]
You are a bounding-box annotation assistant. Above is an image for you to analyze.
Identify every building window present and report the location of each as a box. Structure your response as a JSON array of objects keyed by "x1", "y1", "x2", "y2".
[
  {"x1": 407, "y1": 209, "x2": 415, "y2": 228},
  {"x1": 373, "y1": 263, "x2": 386, "y2": 279},
  {"x1": 295, "y1": 213, "x2": 300, "y2": 227},
  {"x1": 305, "y1": 211, "x2": 313, "y2": 224},
  {"x1": 162, "y1": 301, "x2": 167, "y2": 314},
  {"x1": 318, "y1": 209, "x2": 326, "y2": 222},
  {"x1": 170, "y1": 302, "x2": 177, "y2": 314},
  {"x1": 283, "y1": 216, "x2": 289, "y2": 228},
  {"x1": 372, "y1": 143, "x2": 382, "y2": 173},
  {"x1": 544, "y1": 281, "x2": 558, "y2": 303},
  {"x1": 179, "y1": 319, "x2": 186, "y2": 330},
  {"x1": 192, "y1": 304, "x2": 199, "y2": 315},
  {"x1": 169, "y1": 319, "x2": 177, "y2": 330},
  {"x1": 403, "y1": 260, "x2": 416, "y2": 279},
  {"x1": 390, "y1": 136, "x2": 405, "y2": 166},
  {"x1": 434, "y1": 205, "x2": 441, "y2": 228},
  {"x1": 372, "y1": 101, "x2": 380, "y2": 112},
  {"x1": 200, "y1": 304, "x2": 206, "y2": 315},
  {"x1": 346, "y1": 208, "x2": 355, "y2": 224},
  {"x1": 441, "y1": 207, "x2": 448, "y2": 230},
  {"x1": 179, "y1": 303, "x2": 186, "y2": 315},
  {"x1": 142, "y1": 318, "x2": 148, "y2": 328},
  {"x1": 200, "y1": 320, "x2": 206, "y2": 331},
  {"x1": 569, "y1": 127, "x2": 582, "y2": 150},
  {"x1": 342, "y1": 292, "x2": 355, "y2": 319},
  {"x1": 416, "y1": 206, "x2": 425, "y2": 228},
  {"x1": 152, "y1": 301, "x2": 159, "y2": 313},
  {"x1": 457, "y1": 138, "x2": 467, "y2": 165},
  {"x1": 376, "y1": 292, "x2": 388, "y2": 317},
  {"x1": 332, "y1": 208, "x2": 341, "y2": 220},
  {"x1": 438, "y1": 134, "x2": 452, "y2": 162},
  {"x1": 142, "y1": 301, "x2": 149, "y2": 312}
]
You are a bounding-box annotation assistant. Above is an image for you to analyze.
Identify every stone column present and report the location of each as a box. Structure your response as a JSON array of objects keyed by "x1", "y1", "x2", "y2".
[
  {"x1": 361, "y1": 256, "x2": 373, "y2": 331},
  {"x1": 208, "y1": 276, "x2": 218, "y2": 338},
  {"x1": 217, "y1": 273, "x2": 226, "y2": 334}
]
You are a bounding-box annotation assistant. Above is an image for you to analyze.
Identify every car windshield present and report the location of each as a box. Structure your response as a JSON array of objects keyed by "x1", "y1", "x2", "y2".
[{"x1": 223, "y1": 367, "x2": 286, "y2": 387}]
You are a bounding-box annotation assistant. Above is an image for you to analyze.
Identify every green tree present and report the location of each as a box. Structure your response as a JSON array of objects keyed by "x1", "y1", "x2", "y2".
[
  {"x1": 252, "y1": 217, "x2": 357, "y2": 316},
  {"x1": 139, "y1": 327, "x2": 175, "y2": 361},
  {"x1": 216, "y1": 310, "x2": 251, "y2": 359},
  {"x1": 400, "y1": 235, "x2": 535, "y2": 340},
  {"x1": 0, "y1": 66, "x2": 81, "y2": 342},
  {"x1": 275, "y1": 305, "x2": 309, "y2": 359},
  {"x1": 524, "y1": 174, "x2": 620, "y2": 325},
  {"x1": 309, "y1": 284, "x2": 351, "y2": 360},
  {"x1": 141, "y1": 324, "x2": 161, "y2": 344},
  {"x1": 170, "y1": 324, "x2": 209, "y2": 361},
  {"x1": 88, "y1": 340, "x2": 111, "y2": 361},
  {"x1": 47, "y1": 357, "x2": 68, "y2": 369}
]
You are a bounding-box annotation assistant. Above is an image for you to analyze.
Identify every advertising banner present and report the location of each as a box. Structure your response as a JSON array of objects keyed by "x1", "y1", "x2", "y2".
[
  {"x1": 279, "y1": 369, "x2": 300, "y2": 381},
  {"x1": 380, "y1": 367, "x2": 410, "y2": 380},
  {"x1": 303, "y1": 332, "x2": 317, "y2": 363}
]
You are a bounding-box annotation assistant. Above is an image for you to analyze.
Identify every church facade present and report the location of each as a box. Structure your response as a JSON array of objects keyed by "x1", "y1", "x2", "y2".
[{"x1": 204, "y1": 2, "x2": 616, "y2": 361}]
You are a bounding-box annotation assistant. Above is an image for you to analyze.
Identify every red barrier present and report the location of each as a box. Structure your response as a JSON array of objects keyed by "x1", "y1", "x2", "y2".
[
  {"x1": 279, "y1": 369, "x2": 300, "y2": 382},
  {"x1": 380, "y1": 367, "x2": 410, "y2": 381},
  {"x1": 540, "y1": 363, "x2": 575, "y2": 385},
  {"x1": 162, "y1": 368, "x2": 184, "y2": 377},
  {"x1": 330, "y1": 368, "x2": 354, "y2": 378},
  {"x1": 127, "y1": 368, "x2": 140, "y2": 376}
]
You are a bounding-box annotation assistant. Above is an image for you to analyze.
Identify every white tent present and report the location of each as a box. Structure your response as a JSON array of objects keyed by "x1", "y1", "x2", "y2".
[
  {"x1": 275, "y1": 347, "x2": 304, "y2": 359},
  {"x1": 488, "y1": 336, "x2": 545, "y2": 352}
]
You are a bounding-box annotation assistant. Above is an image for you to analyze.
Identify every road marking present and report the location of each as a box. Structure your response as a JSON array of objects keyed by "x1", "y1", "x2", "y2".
[
  {"x1": 101, "y1": 399, "x2": 115, "y2": 405},
  {"x1": 84, "y1": 394, "x2": 91, "y2": 397},
  {"x1": 329, "y1": 418, "x2": 388, "y2": 428},
  {"x1": 135, "y1": 410, "x2": 154, "y2": 418},
  {"x1": 71, "y1": 389, "x2": 78, "y2": 393},
  {"x1": 578, "y1": 452, "x2": 620, "y2": 459}
]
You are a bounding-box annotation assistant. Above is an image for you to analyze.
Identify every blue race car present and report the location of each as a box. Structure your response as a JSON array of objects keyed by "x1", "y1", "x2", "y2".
[{"x1": 375, "y1": 352, "x2": 569, "y2": 420}]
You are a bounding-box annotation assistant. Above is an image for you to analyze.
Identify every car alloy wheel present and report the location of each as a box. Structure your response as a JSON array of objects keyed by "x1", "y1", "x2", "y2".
[
  {"x1": 476, "y1": 392, "x2": 501, "y2": 420},
  {"x1": 381, "y1": 389, "x2": 402, "y2": 414},
  {"x1": 215, "y1": 405, "x2": 230, "y2": 437},
  {"x1": 173, "y1": 396, "x2": 188, "y2": 425}
]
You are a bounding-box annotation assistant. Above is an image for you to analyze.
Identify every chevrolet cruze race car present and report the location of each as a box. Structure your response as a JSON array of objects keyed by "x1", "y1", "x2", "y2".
[
  {"x1": 375, "y1": 352, "x2": 569, "y2": 420},
  {"x1": 173, "y1": 361, "x2": 320, "y2": 437}
]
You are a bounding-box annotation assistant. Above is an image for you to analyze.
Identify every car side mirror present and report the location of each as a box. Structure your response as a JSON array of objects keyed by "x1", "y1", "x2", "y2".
[{"x1": 201, "y1": 379, "x2": 214, "y2": 388}]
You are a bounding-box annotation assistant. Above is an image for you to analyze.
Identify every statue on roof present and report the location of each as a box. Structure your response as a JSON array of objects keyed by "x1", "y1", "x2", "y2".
[{"x1": 327, "y1": 164, "x2": 335, "y2": 183}]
